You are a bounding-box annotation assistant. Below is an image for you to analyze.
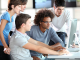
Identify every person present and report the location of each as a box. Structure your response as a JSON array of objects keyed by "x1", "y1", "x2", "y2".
[
  {"x1": 49, "y1": 0, "x2": 71, "y2": 46},
  {"x1": 26, "y1": 9, "x2": 66, "y2": 60},
  {"x1": 0, "y1": 0, "x2": 23, "y2": 60},
  {"x1": 10, "y1": 0, "x2": 28, "y2": 36},
  {"x1": 10, "y1": 13, "x2": 69, "y2": 60}
]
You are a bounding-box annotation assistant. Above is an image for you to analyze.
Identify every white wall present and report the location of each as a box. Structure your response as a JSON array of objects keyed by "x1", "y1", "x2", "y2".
[{"x1": 26, "y1": 0, "x2": 33, "y2": 9}]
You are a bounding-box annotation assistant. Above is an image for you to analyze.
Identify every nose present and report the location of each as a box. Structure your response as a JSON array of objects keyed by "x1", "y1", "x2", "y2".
[
  {"x1": 60, "y1": 10, "x2": 63, "y2": 13},
  {"x1": 24, "y1": 5, "x2": 26, "y2": 8},
  {"x1": 47, "y1": 22, "x2": 50, "y2": 26}
]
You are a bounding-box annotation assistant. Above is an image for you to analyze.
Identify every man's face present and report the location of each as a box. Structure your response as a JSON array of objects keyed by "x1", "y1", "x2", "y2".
[
  {"x1": 40, "y1": 17, "x2": 51, "y2": 29},
  {"x1": 25, "y1": 18, "x2": 32, "y2": 31},
  {"x1": 54, "y1": 6, "x2": 65, "y2": 16}
]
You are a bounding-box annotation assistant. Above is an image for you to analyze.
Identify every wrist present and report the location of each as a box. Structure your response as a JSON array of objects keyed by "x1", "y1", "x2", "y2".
[{"x1": 4, "y1": 45, "x2": 8, "y2": 48}]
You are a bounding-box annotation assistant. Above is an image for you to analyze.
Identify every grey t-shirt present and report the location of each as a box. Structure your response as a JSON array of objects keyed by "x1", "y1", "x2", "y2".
[
  {"x1": 10, "y1": 30, "x2": 33, "y2": 60},
  {"x1": 26, "y1": 25, "x2": 64, "y2": 57}
]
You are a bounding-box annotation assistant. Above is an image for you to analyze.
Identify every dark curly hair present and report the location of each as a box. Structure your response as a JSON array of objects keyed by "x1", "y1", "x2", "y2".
[
  {"x1": 54, "y1": 0, "x2": 65, "y2": 7},
  {"x1": 34, "y1": 9, "x2": 54, "y2": 26}
]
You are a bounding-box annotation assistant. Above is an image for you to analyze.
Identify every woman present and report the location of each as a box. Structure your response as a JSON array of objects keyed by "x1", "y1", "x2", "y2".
[
  {"x1": 10, "y1": 0, "x2": 28, "y2": 36},
  {"x1": 0, "y1": 0, "x2": 23, "y2": 60}
]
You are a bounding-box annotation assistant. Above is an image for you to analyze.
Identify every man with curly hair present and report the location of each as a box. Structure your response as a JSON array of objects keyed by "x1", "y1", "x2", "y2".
[{"x1": 26, "y1": 9, "x2": 65, "y2": 60}]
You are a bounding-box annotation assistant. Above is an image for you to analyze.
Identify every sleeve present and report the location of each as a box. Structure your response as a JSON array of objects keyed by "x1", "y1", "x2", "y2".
[
  {"x1": 14, "y1": 35, "x2": 30, "y2": 47},
  {"x1": 65, "y1": 10, "x2": 72, "y2": 35},
  {"x1": 1, "y1": 12, "x2": 10, "y2": 22},
  {"x1": 65, "y1": 10, "x2": 72, "y2": 29},
  {"x1": 50, "y1": 28, "x2": 64, "y2": 47}
]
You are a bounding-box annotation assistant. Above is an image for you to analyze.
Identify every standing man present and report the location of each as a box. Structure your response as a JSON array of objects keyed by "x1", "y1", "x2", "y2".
[{"x1": 49, "y1": 0, "x2": 71, "y2": 46}]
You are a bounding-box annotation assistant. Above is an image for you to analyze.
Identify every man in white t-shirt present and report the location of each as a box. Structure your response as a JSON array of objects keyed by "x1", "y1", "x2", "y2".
[{"x1": 49, "y1": 0, "x2": 71, "y2": 47}]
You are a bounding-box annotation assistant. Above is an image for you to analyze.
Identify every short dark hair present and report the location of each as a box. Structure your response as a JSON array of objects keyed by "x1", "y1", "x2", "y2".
[
  {"x1": 8, "y1": 0, "x2": 23, "y2": 10},
  {"x1": 54, "y1": 0, "x2": 65, "y2": 7},
  {"x1": 34, "y1": 9, "x2": 54, "y2": 26},
  {"x1": 20, "y1": 0, "x2": 28, "y2": 5},
  {"x1": 15, "y1": 13, "x2": 31, "y2": 29}
]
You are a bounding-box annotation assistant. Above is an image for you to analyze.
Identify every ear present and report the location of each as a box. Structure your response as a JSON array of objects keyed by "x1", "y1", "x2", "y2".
[
  {"x1": 53, "y1": 6, "x2": 55, "y2": 9},
  {"x1": 11, "y1": 5, "x2": 14, "y2": 9},
  {"x1": 40, "y1": 22, "x2": 41, "y2": 24},
  {"x1": 22, "y1": 23, "x2": 25, "y2": 27}
]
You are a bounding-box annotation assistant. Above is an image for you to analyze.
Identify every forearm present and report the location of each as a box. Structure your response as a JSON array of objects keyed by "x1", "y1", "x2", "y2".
[
  {"x1": 37, "y1": 46, "x2": 59, "y2": 55},
  {"x1": 0, "y1": 32, "x2": 8, "y2": 48},
  {"x1": 37, "y1": 41, "x2": 54, "y2": 50},
  {"x1": 8, "y1": 34, "x2": 10, "y2": 43},
  {"x1": 28, "y1": 38, "x2": 54, "y2": 50},
  {"x1": 51, "y1": 43, "x2": 62, "y2": 48}
]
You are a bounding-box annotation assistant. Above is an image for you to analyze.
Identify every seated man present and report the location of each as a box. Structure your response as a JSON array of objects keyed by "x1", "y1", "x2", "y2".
[
  {"x1": 10, "y1": 14, "x2": 69, "y2": 60},
  {"x1": 26, "y1": 9, "x2": 65, "y2": 60}
]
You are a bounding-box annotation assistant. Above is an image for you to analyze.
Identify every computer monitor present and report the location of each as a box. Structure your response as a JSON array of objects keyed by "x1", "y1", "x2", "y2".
[
  {"x1": 65, "y1": 0, "x2": 76, "y2": 7},
  {"x1": 67, "y1": 19, "x2": 77, "y2": 48},
  {"x1": 33, "y1": 0, "x2": 54, "y2": 9}
]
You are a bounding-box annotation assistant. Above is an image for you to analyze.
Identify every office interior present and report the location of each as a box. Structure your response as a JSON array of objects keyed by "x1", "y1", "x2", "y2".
[
  {"x1": 0, "y1": 0, "x2": 80, "y2": 46},
  {"x1": 0, "y1": 0, "x2": 80, "y2": 60}
]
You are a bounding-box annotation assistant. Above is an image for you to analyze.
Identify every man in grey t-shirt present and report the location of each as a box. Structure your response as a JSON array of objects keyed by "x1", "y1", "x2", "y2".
[{"x1": 26, "y1": 9, "x2": 64, "y2": 60}]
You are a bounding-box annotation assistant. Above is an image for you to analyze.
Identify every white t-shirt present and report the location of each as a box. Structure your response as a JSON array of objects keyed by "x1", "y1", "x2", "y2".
[
  {"x1": 10, "y1": 30, "x2": 33, "y2": 60},
  {"x1": 11, "y1": 14, "x2": 17, "y2": 31},
  {"x1": 50, "y1": 8, "x2": 71, "y2": 33}
]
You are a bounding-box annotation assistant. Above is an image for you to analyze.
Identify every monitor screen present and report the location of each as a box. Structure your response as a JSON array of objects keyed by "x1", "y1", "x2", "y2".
[
  {"x1": 33, "y1": 0, "x2": 54, "y2": 9},
  {"x1": 65, "y1": 0, "x2": 76, "y2": 7},
  {"x1": 67, "y1": 19, "x2": 77, "y2": 48}
]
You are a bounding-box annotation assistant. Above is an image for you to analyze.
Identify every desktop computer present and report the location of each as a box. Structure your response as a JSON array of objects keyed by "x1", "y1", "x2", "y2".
[
  {"x1": 67, "y1": 19, "x2": 77, "y2": 48},
  {"x1": 66, "y1": 19, "x2": 80, "y2": 52}
]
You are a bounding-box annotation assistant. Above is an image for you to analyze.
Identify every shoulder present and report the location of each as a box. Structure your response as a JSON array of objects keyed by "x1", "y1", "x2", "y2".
[
  {"x1": 49, "y1": 8, "x2": 54, "y2": 11},
  {"x1": 31, "y1": 25, "x2": 39, "y2": 30},
  {"x1": 12, "y1": 31, "x2": 30, "y2": 41},
  {"x1": 49, "y1": 27, "x2": 55, "y2": 33},
  {"x1": 2, "y1": 11, "x2": 10, "y2": 18},
  {"x1": 1, "y1": 11, "x2": 10, "y2": 21},
  {"x1": 49, "y1": 8, "x2": 55, "y2": 13},
  {"x1": 63, "y1": 9, "x2": 70, "y2": 15}
]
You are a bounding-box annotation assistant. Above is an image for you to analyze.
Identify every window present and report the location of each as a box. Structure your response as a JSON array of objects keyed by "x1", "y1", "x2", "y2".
[
  {"x1": 0, "y1": 0, "x2": 8, "y2": 14},
  {"x1": 1, "y1": 0, "x2": 8, "y2": 9}
]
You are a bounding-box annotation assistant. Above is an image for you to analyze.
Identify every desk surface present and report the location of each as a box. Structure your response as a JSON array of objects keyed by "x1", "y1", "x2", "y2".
[{"x1": 47, "y1": 51, "x2": 80, "y2": 59}]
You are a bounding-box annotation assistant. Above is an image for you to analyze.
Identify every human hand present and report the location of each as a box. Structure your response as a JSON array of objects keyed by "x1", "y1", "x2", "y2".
[
  {"x1": 72, "y1": 44, "x2": 79, "y2": 48},
  {"x1": 58, "y1": 49, "x2": 70, "y2": 55},
  {"x1": 32, "y1": 56, "x2": 40, "y2": 60},
  {"x1": 3, "y1": 48, "x2": 11, "y2": 55},
  {"x1": 54, "y1": 46, "x2": 66, "y2": 51}
]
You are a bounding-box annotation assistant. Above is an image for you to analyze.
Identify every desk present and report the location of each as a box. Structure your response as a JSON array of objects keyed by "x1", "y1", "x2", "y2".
[{"x1": 47, "y1": 48, "x2": 80, "y2": 60}]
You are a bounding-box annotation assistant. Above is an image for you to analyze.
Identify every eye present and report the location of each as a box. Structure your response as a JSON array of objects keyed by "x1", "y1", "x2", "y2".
[{"x1": 18, "y1": 5, "x2": 21, "y2": 7}]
